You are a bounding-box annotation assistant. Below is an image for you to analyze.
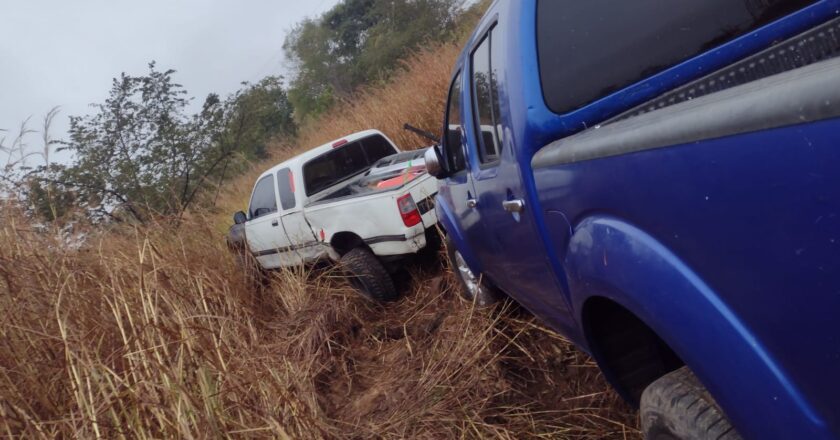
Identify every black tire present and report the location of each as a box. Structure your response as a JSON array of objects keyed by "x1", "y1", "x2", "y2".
[
  {"x1": 641, "y1": 366, "x2": 741, "y2": 440},
  {"x1": 339, "y1": 247, "x2": 398, "y2": 302},
  {"x1": 445, "y1": 236, "x2": 500, "y2": 307}
]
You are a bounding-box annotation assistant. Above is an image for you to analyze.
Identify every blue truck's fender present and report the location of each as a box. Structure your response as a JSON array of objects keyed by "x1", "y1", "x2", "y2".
[{"x1": 565, "y1": 216, "x2": 833, "y2": 440}]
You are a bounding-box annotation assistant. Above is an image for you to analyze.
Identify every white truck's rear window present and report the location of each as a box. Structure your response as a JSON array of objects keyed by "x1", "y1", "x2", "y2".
[{"x1": 303, "y1": 134, "x2": 397, "y2": 196}]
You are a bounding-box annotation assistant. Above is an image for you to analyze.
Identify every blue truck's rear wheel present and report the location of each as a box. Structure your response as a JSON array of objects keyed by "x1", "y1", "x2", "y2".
[{"x1": 641, "y1": 366, "x2": 741, "y2": 440}]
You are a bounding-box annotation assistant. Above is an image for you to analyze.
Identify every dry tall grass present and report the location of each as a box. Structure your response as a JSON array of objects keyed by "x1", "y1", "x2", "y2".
[
  {"x1": 0, "y1": 208, "x2": 637, "y2": 438},
  {"x1": 299, "y1": 43, "x2": 458, "y2": 150},
  {"x1": 0, "y1": 41, "x2": 640, "y2": 438}
]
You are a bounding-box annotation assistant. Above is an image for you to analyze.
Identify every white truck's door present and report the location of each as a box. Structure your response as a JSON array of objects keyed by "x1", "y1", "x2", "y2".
[
  {"x1": 275, "y1": 167, "x2": 320, "y2": 265},
  {"x1": 245, "y1": 174, "x2": 286, "y2": 269}
]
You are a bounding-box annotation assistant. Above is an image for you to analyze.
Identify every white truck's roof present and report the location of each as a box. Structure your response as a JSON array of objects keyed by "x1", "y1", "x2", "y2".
[{"x1": 257, "y1": 129, "x2": 389, "y2": 179}]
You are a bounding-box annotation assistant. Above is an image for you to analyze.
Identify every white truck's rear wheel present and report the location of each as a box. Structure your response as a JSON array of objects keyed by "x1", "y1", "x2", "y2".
[
  {"x1": 640, "y1": 366, "x2": 741, "y2": 440},
  {"x1": 339, "y1": 247, "x2": 398, "y2": 302}
]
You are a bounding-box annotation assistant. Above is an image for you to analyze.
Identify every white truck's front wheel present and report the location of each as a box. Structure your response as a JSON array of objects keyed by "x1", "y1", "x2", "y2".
[{"x1": 339, "y1": 247, "x2": 398, "y2": 302}]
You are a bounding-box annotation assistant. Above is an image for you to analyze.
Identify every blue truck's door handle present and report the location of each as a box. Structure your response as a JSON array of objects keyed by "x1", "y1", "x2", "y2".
[{"x1": 502, "y1": 199, "x2": 525, "y2": 213}]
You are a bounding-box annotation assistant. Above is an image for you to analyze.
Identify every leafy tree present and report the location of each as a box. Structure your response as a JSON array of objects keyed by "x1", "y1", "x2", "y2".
[
  {"x1": 224, "y1": 76, "x2": 297, "y2": 161},
  {"x1": 28, "y1": 64, "x2": 296, "y2": 224},
  {"x1": 283, "y1": 0, "x2": 464, "y2": 121},
  {"x1": 25, "y1": 164, "x2": 77, "y2": 221}
]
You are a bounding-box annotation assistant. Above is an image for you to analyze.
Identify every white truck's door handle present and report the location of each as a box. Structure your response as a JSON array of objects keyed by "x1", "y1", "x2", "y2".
[
  {"x1": 271, "y1": 219, "x2": 279, "y2": 227},
  {"x1": 502, "y1": 199, "x2": 525, "y2": 213},
  {"x1": 467, "y1": 198, "x2": 478, "y2": 208}
]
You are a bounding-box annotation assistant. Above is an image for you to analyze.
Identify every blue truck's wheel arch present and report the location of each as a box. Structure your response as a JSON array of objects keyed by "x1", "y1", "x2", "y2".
[{"x1": 565, "y1": 216, "x2": 832, "y2": 440}]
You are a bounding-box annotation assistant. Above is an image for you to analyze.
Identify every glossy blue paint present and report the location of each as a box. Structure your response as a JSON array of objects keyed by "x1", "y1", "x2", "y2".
[
  {"x1": 434, "y1": 0, "x2": 840, "y2": 438},
  {"x1": 435, "y1": 182, "x2": 481, "y2": 272},
  {"x1": 562, "y1": 215, "x2": 831, "y2": 439},
  {"x1": 538, "y1": 118, "x2": 840, "y2": 439}
]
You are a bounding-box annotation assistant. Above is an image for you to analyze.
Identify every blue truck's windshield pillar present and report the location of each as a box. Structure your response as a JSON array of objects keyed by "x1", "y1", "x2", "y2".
[{"x1": 442, "y1": 72, "x2": 468, "y2": 175}]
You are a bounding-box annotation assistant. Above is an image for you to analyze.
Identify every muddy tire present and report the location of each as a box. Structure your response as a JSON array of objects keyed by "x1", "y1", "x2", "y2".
[
  {"x1": 641, "y1": 366, "x2": 741, "y2": 440},
  {"x1": 339, "y1": 247, "x2": 398, "y2": 302},
  {"x1": 445, "y1": 236, "x2": 500, "y2": 307}
]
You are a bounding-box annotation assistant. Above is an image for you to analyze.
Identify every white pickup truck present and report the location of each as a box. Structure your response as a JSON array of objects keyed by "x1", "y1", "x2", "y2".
[{"x1": 228, "y1": 129, "x2": 439, "y2": 301}]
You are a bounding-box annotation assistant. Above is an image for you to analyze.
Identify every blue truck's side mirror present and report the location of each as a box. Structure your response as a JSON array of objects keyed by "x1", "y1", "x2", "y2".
[
  {"x1": 233, "y1": 211, "x2": 247, "y2": 225},
  {"x1": 424, "y1": 145, "x2": 448, "y2": 179}
]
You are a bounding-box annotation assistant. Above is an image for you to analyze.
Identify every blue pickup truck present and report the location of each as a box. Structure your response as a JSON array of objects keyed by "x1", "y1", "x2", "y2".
[{"x1": 424, "y1": 0, "x2": 840, "y2": 438}]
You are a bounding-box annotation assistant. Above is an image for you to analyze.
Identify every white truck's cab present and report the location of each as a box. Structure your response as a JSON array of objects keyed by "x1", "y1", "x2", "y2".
[{"x1": 230, "y1": 129, "x2": 439, "y2": 301}]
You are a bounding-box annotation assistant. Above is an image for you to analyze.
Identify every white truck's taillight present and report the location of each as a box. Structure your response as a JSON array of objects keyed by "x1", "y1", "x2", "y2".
[{"x1": 397, "y1": 194, "x2": 422, "y2": 227}]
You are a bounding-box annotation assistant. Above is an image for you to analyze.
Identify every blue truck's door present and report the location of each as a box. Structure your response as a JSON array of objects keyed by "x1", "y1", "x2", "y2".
[
  {"x1": 438, "y1": 71, "x2": 489, "y2": 273},
  {"x1": 464, "y1": 26, "x2": 575, "y2": 333}
]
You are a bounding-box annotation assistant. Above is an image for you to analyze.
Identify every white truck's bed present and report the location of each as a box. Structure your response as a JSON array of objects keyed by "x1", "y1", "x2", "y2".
[{"x1": 304, "y1": 171, "x2": 438, "y2": 257}]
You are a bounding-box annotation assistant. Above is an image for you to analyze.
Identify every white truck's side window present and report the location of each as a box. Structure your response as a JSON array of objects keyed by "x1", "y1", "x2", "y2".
[
  {"x1": 249, "y1": 175, "x2": 277, "y2": 219},
  {"x1": 276, "y1": 168, "x2": 296, "y2": 210}
]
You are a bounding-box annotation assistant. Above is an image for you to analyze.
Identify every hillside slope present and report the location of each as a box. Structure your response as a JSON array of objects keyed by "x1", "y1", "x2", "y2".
[
  {"x1": 0, "y1": 43, "x2": 640, "y2": 438},
  {"x1": 216, "y1": 42, "x2": 641, "y2": 438}
]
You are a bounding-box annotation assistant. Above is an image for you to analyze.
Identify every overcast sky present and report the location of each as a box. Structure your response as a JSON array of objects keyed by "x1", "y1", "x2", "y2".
[{"x1": 1, "y1": 0, "x2": 340, "y2": 164}]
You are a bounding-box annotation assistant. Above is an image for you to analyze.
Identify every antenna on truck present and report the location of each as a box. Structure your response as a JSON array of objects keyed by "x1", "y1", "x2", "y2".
[{"x1": 403, "y1": 123, "x2": 440, "y2": 144}]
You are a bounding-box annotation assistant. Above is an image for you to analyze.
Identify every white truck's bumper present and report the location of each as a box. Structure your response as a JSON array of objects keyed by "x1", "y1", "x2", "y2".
[{"x1": 366, "y1": 224, "x2": 427, "y2": 256}]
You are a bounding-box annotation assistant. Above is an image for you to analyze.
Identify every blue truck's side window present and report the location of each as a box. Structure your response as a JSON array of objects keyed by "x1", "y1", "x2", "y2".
[
  {"x1": 443, "y1": 72, "x2": 467, "y2": 173},
  {"x1": 249, "y1": 174, "x2": 277, "y2": 219},
  {"x1": 536, "y1": 0, "x2": 817, "y2": 114},
  {"x1": 471, "y1": 29, "x2": 503, "y2": 164}
]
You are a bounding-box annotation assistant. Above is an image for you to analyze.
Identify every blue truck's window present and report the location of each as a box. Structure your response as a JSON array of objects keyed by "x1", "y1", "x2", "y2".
[
  {"x1": 276, "y1": 168, "x2": 296, "y2": 210},
  {"x1": 536, "y1": 0, "x2": 817, "y2": 115},
  {"x1": 470, "y1": 29, "x2": 503, "y2": 164},
  {"x1": 249, "y1": 174, "x2": 277, "y2": 219},
  {"x1": 443, "y1": 72, "x2": 467, "y2": 173},
  {"x1": 490, "y1": 25, "x2": 504, "y2": 150}
]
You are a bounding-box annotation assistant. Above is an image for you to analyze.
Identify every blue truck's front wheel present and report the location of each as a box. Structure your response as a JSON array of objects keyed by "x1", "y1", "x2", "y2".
[{"x1": 445, "y1": 237, "x2": 500, "y2": 307}]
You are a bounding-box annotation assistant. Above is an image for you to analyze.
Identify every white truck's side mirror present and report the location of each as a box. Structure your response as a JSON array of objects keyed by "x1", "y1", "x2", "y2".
[{"x1": 233, "y1": 211, "x2": 247, "y2": 225}]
